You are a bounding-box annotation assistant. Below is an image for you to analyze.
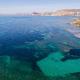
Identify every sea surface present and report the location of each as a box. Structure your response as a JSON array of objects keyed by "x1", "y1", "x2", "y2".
[{"x1": 0, "y1": 16, "x2": 80, "y2": 80}]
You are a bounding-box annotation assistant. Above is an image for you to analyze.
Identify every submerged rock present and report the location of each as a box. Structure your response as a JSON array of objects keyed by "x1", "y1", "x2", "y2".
[
  {"x1": 0, "y1": 43, "x2": 56, "y2": 71},
  {"x1": 61, "y1": 49, "x2": 80, "y2": 61},
  {"x1": 37, "y1": 51, "x2": 80, "y2": 77}
]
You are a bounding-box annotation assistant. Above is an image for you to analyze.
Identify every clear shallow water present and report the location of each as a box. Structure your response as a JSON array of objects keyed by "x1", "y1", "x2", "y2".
[{"x1": 0, "y1": 16, "x2": 80, "y2": 80}]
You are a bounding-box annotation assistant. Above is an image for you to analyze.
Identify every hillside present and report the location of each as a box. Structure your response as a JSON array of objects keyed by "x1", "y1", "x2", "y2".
[{"x1": 32, "y1": 9, "x2": 80, "y2": 16}]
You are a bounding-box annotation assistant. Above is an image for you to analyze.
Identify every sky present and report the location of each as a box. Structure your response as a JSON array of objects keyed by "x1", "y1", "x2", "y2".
[{"x1": 0, "y1": 0, "x2": 80, "y2": 14}]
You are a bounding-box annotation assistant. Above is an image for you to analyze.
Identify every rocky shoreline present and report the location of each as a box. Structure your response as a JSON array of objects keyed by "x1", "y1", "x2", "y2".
[{"x1": 71, "y1": 18, "x2": 80, "y2": 27}]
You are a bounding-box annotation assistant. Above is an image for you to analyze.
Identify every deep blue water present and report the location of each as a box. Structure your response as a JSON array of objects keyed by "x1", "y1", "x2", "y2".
[
  {"x1": 0, "y1": 16, "x2": 80, "y2": 65},
  {"x1": 0, "y1": 16, "x2": 80, "y2": 47},
  {"x1": 0, "y1": 16, "x2": 80, "y2": 79}
]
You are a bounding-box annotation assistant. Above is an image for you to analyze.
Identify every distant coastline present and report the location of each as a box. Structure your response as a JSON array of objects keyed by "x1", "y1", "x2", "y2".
[
  {"x1": 0, "y1": 9, "x2": 80, "y2": 16},
  {"x1": 31, "y1": 9, "x2": 80, "y2": 16}
]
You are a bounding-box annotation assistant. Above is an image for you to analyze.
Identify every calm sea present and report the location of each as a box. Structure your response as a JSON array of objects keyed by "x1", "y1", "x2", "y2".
[{"x1": 0, "y1": 16, "x2": 80, "y2": 80}]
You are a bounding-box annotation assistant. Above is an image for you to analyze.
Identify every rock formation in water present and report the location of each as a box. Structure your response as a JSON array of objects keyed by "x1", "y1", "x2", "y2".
[
  {"x1": 0, "y1": 43, "x2": 56, "y2": 71},
  {"x1": 71, "y1": 18, "x2": 80, "y2": 27},
  {"x1": 61, "y1": 49, "x2": 80, "y2": 61}
]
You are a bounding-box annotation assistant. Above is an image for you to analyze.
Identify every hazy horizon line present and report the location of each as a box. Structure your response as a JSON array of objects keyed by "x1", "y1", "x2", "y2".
[{"x1": 0, "y1": 8, "x2": 80, "y2": 15}]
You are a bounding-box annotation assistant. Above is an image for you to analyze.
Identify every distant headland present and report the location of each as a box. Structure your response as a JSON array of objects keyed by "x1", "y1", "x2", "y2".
[
  {"x1": 31, "y1": 9, "x2": 80, "y2": 16},
  {"x1": 0, "y1": 9, "x2": 80, "y2": 16}
]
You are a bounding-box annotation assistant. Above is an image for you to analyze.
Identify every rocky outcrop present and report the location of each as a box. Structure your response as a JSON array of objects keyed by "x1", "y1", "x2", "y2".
[
  {"x1": 71, "y1": 18, "x2": 80, "y2": 27},
  {"x1": 61, "y1": 49, "x2": 80, "y2": 62}
]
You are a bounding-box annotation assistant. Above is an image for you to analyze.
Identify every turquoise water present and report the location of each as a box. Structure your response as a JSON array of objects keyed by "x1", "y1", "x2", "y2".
[{"x1": 0, "y1": 16, "x2": 80, "y2": 80}]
